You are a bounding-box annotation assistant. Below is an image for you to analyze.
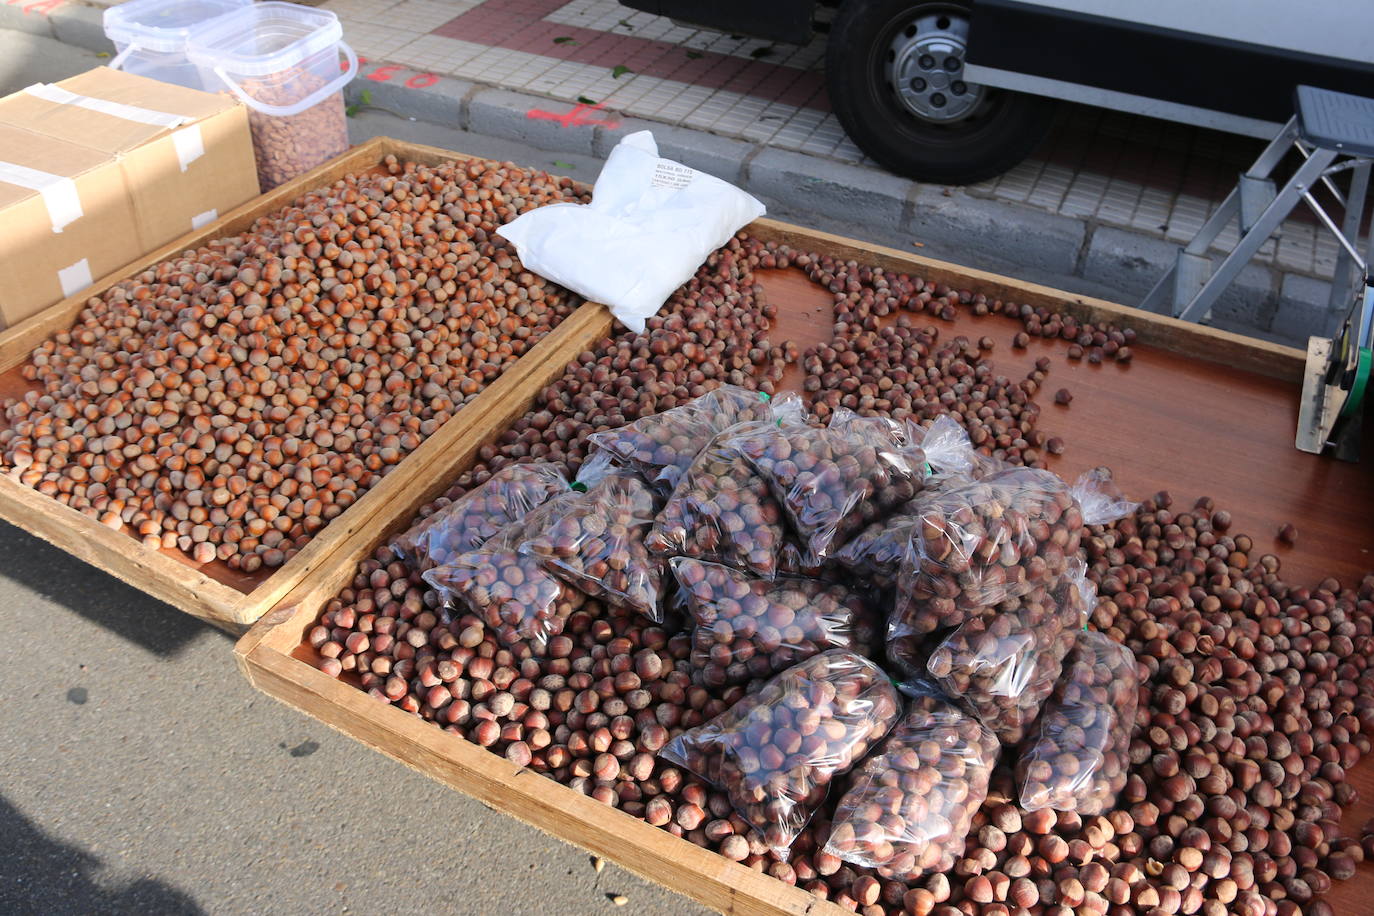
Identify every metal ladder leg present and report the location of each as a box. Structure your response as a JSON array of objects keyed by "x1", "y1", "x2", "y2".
[
  {"x1": 1140, "y1": 119, "x2": 1301, "y2": 315},
  {"x1": 1177, "y1": 147, "x2": 1339, "y2": 323},
  {"x1": 1325, "y1": 159, "x2": 1370, "y2": 315}
]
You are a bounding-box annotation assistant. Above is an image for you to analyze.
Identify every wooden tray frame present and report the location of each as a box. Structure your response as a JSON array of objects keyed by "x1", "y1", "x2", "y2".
[
  {"x1": 0, "y1": 137, "x2": 612, "y2": 630},
  {"x1": 235, "y1": 142, "x2": 1333, "y2": 916}
]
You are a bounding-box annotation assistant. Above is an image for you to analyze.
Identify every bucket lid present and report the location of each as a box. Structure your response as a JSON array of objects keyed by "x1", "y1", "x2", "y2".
[
  {"x1": 104, "y1": 0, "x2": 252, "y2": 54},
  {"x1": 185, "y1": 2, "x2": 345, "y2": 77}
]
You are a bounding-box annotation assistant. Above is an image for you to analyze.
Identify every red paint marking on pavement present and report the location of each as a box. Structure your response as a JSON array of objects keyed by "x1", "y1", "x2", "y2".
[
  {"x1": 355, "y1": 62, "x2": 442, "y2": 91},
  {"x1": 366, "y1": 64, "x2": 402, "y2": 82},
  {"x1": 526, "y1": 102, "x2": 620, "y2": 129},
  {"x1": 19, "y1": 0, "x2": 63, "y2": 14}
]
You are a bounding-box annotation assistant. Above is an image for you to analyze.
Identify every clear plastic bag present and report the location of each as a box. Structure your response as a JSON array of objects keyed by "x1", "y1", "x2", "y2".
[
  {"x1": 735, "y1": 408, "x2": 924, "y2": 560},
  {"x1": 520, "y1": 470, "x2": 665, "y2": 620},
  {"x1": 831, "y1": 506, "x2": 923, "y2": 592},
  {"x1": 829, "y1": 425, "x2": 993, "y2": 591},
  {"x1": 777, "y1": 540, "x2": 829, "y2": 579},
  {"x1": 925, "y1": 559, "x2": 1091, "y2": 743},
  {"x1": 392, "y1": 461, "x2": 571, "y2": 569},
  {"x1": 832, "y1": 416, "x2": 1005, "y2": 589},
  {"x1": 890, "y1": 467, "x2": 1082, "y2": 642},
  {"x1": 824, "y1": 681, "x2": 999, "y2": 878},
  {"x1": 907, "y1": 414, "x2": 1014, "y2": 483},
  {"x1": 672, "y1": 557, "x2": 879, "y2": 688},
  {"x1": 1016, "y1": 629, "x2": 1140, "y2": 815},
  {"x1": 646, "y1": 396, "x2": 804, "y2": 577},
  {"x1": 422, "y1": 491, "x2": 587, "y2": 647},
  {"x1": 908, "y1": 415, "x2": 974, "y2": 480},
  {"x1": 659, "y1": 648, "x2": 900, "y2": 853},
  {"x1": 586, "y1": 384, "x2": 773, "y2": 494},
  {"x1": 1070, "y1": 466, "x2": 1138, "y2": 526}
]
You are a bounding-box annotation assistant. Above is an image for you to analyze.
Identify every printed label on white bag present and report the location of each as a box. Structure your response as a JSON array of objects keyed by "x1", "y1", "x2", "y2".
[{"x1": 650, "y1": 162, "x2": 695, "y2": 190}]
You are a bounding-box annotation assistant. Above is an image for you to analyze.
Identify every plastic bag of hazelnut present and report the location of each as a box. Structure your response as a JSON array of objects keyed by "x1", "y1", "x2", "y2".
[
  {"x1": 392, "y1": 461, "x2": 570, "y2": 569},
  {"x1": 671, "y1": 557, "x2": 879, "y2": 688},
  {"x1": 777, "y1": 539, "x2": 831, "y2": 579},
  {"x1": 824, "y1": 681, "x2": 999, "y2": 878},
  {"x1": 659, "y1": 648, "x2": 901, "y2": 854},
  {"x1": 520, "y1": 469, "x2": 666, "y2": 620},
  {"x1": 831, "y1": 503, "x2": 925, "y2": 592},
  {"x1": 889, "y1": 467, "x2": 1083, "y2": 643},
  {"x1": 1015, "y1": 628, "x2": 1140, "y2": 815},
  {"x1": 587, "y1": 384, "x2": 774, "y2": 494},
  {"x1": 646, "y1": 395, "x2": 805, "y2": 577},
  {"x1": 924, "y1": 559, "x2": 1092, "y2": 743},
  {"x1": 828, "y1": 419, "x2": 989, "y2": 591},
  {"x1": 734, "y1": 407, "x2": 924, "y2": 560},
  {"x1": 422, "y1": 491, "x2": 587, "y2": 648},
  {"x1": 829, "y1": 413, "x2": 1015, "y2": 586},
  {"x1": 888, "y1": 634, "x2": 943, "y2": 684}
]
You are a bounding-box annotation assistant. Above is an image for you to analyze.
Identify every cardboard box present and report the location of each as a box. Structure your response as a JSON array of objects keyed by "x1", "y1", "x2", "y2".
[
  {"x1": 0, "y1": 67, "x2": 258, "y2": 329},
  {"x1": 0, "y1": 123, "x2": 143, "y2": 327}
]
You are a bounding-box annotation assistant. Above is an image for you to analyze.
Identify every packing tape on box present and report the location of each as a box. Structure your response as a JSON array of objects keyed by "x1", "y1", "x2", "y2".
[
  {"x1": 191, "y1": 208, "x2": 217, "y2": 229},
  {"x1": 57, "y1": 258, "x2": 92, "y2": 298},
  {"x1": 23, "y1": 84, "x2": 191, "y2": 129},
  {"x1": 25, "y1": 84, "x2": 204, "y2": 170},
  {"x1": 172, "y1": 125, "x2": 204, "y2": 172},
  {"x1": 0, "y1": 161, "x2": 82, "y2": 232}
]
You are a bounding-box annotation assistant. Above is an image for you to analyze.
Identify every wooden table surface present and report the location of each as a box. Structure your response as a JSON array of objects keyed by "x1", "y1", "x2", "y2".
[{"x1": 759, "y1": 267, "x2": 1374, "y2": 912}]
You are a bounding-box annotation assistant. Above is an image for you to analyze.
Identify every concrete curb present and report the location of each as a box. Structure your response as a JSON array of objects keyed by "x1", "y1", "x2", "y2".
[{"x1": 0, "y1": 10, "x2": 1339, "y2": 347}]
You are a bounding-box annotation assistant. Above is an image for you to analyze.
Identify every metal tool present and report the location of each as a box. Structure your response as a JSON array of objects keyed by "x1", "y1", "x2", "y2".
[
  {"x1": 1297, "y1": 279, "x2": 1372, "y2": 456},
  {"x1": 1138, "y1": 85, "x2": 1372, "y2": 457},
  {"x1": 1142, "y1": 86, "x2": 1374, "y2": 328}
]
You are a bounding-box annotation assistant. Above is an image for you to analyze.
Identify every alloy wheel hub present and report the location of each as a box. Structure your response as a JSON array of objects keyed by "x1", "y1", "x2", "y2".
[{"x1": 887, "y1": 11, "x2": 985, "y2": 122}]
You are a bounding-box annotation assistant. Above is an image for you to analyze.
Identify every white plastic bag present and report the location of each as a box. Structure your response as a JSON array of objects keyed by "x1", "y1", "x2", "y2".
[{"x1": 496, "y1": 131, "x2": 765, "y2": 332}]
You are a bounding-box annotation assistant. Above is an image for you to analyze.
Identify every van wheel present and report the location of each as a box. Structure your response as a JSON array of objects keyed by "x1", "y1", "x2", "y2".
[{"x1": 826, "y1": 0, "x2": 1057, "y2": 184}]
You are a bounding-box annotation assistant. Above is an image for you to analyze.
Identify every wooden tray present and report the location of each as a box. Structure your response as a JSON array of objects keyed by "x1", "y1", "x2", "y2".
[
  {"x1": 0, "y1": 137, "x2": 610, "y2": 631},
  {"x1": 235, "y1": 151, "x2": 1374, "y2": 914}
]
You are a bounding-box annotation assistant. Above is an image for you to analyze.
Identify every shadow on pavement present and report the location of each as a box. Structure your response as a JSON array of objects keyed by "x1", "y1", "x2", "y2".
[
  {"x1": 0, "y1": 795, "x2": 204, "y2": 916},
  {"x1": 0, "y1": 521, "x2": 217, "y2": 657}
]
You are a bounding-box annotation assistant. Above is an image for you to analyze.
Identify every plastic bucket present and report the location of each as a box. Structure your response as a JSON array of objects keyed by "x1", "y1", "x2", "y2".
[
  {"x1": 187, "y1": 2, "x2": 358, "y2": 190},
  {"x1": 103, "y1": 0, "x2": 251, "y2": 91}
]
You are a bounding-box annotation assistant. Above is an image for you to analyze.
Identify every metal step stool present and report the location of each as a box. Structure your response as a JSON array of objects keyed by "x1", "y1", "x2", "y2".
[{"x1": 1142, "y1": 85, "x2": 1374, "y2": 326}]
